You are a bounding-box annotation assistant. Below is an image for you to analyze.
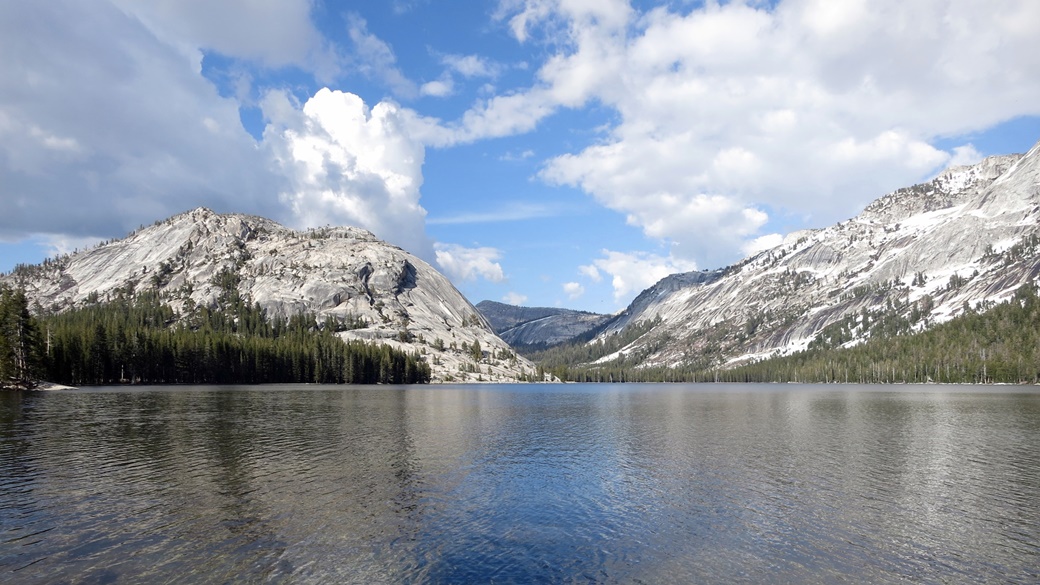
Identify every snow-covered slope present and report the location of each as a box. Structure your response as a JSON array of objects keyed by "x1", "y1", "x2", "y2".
[
  {"x1": 2, "y1": 208, "x2": 536, "y2": 382},
  {"x1": 590, "y1": 140, "x2": 1040, "y2": 370}
]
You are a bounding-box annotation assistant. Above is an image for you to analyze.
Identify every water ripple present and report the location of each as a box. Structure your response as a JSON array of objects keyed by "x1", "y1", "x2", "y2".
[{"x1": 1, "y1": 385, "x2": 1039, "y2": 583}]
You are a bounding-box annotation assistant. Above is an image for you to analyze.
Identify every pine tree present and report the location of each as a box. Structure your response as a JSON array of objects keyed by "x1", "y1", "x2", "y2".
[{"x1": 0, "y1": 285, "x2": 41, "y2": 388}]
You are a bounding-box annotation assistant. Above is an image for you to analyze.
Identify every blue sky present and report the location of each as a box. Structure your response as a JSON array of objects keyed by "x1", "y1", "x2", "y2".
[{"x1": 2, "y1": 1, "x2": 1040, "y2": 313}]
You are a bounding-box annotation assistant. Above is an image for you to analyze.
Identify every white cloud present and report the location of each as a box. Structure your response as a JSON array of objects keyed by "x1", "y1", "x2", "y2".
[
  {"x1": 405, "y1": 88, "x2": 560, "y2": 147},
  {"x1": 578, "y1": 264, "x2": 601, "y2": 282},
  {"x1": 264, "y1": 88, "x2": 433, "y2": 259},
  {"x1": 434, "y1": 243, "x2": 506, "y2": 283},
  {"x1": 947, "y1": 144, "x2": 985, "y2": 169},
  {"x1": 421, "y1": 78, "x2": 454, "y2": 97},
  {"x1": 563, "y1": 281, "x2": 584, "y2": 299},
  {"x1": 481, "y1": 0, "x2": 1040, "y2": 268},
  {"x1": 0, "y1": 1, "x2": 285, "y2": 242},
  {"x1": 742, "y1": 233, "x2": 784, "y2": 257},
  {"x1": 443, "y1": 54, "x2": 502, "y2": 78},
  {"x1": 427, "y1": 202, "x2": 559, "y2": 225},
  {"x1": 0, "y1": 3, "x2": 512, "y2": 278},
  {"x1": 589, "y1": 250, "x2": 697, "y2": 304},
  {"x1": 417, "y1": 54, "x2": 502, "y2": 104},
  {"x1": 496, "y1": 0, "x2": 632, "y2": 43},
  {"x1": 503, "y1": 291, "x2": 528, "y2": 305}
]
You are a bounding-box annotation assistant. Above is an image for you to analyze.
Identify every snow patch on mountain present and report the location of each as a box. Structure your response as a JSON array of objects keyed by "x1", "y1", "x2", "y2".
[{"x1": 586, "y1": 141, "x2": 1040, "y2": 371}]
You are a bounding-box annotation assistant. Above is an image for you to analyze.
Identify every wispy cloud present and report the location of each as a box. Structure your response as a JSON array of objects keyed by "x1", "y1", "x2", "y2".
[
  {"x1": 499, "y1": 149, "x2": 535, "y2": 162},
  {"x1": 346, "y1": 14, "x2": 418, "y2": 99},
  {"x1": 427, "y1": 202, "x2": 562, "y2": 225},
  {"x1": 434, "y1": 243, "x2": 505, "y2": 282},
  {"x1": 442, "y1": 54, "x2": 502, "y2": 79}
]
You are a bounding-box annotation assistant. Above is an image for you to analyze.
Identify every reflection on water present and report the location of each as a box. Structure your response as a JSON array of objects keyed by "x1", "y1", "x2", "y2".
[{"x1": 1, "y1": 384, "x2": 1039, "y2": 583}]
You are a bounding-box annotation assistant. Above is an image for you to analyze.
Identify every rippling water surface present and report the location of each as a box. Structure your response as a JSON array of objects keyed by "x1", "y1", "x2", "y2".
[{"x1": 2, "y1": 384, "x2": 1039, "y2": 583}]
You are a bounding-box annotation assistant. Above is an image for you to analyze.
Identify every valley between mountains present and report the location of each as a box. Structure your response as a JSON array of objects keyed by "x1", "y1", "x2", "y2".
[{"x1": 4, "y1": 139, "x2": 1040, "y2": 385}]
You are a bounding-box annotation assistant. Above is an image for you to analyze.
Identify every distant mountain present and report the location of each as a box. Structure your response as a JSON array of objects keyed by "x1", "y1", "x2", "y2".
[
  {"x1": 2, "y1": 208, "x2": 536, "y2": 382},
  {"x1": 476, "y1": 300, "x2": 611, "y2": 349},
  {"x1": 571, "y1": 139, "x2": 1040, "y2": 372}
]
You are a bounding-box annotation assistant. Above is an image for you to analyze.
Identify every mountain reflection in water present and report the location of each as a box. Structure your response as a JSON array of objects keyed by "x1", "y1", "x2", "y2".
[{"x1": 1, "y1": 384, "x2": 1038, "y2": 583}]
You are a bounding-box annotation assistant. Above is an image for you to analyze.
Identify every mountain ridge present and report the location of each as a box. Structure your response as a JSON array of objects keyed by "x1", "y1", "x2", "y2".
[
  {"x1": 569, "y1": 140, "x2": 1040, "y2": 372},
  {"x1": 2, "y1": 208, "x2": 536, "y2": 383},
  {"x1": 475, "y1": 300, "x2": 611, "y2": 349}
]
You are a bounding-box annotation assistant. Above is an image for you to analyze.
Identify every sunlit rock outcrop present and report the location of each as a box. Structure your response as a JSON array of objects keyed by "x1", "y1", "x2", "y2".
[
  {"x1": 3, "y1": 209, "x2": 535, "y2": 382},
  {"x1": 588, "y1": 140, "x2": 1040, "y2": 370}
]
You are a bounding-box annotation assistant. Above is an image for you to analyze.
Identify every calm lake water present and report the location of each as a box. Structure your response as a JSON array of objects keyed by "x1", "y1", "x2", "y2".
[{"x1": 1, "y1": 383, "x2": 1039, "y2": 584}]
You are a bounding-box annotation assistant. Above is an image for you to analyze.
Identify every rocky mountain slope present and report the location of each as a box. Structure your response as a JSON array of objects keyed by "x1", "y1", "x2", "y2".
[
  {"x1": 476, "y1": 300, "x2": 611, "y2": 348},
  {"x1": 2, "y1": 208, "x2": 535, "y2": 382},
  {"x1": 585, "y1": 139, "x2": 1040, "y2": 371}
]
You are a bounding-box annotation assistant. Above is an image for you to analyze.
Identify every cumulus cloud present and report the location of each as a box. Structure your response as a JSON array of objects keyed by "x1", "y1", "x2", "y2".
[
  {"x1": 264, "y1": 88, "x2": 433, "y2": 259},
  {"x1": 0, "y1": 0, "x2": 285, "y2": 242},
  {"x1": 503, "y1": 291, "x2": 529, "y2": 305},
  {"x1": 434, "y1": 243, "x2": 506, "y2": 283},
  {"x1": 7, "y1": 0, "x2": 1040, "y2": 305},
  {"x1": 588, "y1": 250, "x2": 697, "y2": 304},
  {"x1": 0, "y1": 2, "x2": 513, "y2": 287},
  {"x1": 562, "y1": 281, "x2": 584, "y2": 299},
  {"x1": 487, "y1": 0, "x2": 1040, "y2": 268}
]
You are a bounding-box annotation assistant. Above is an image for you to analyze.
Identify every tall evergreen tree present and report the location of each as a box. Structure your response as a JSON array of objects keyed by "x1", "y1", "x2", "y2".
[
  {"x1": 27, "y1": 288, "x2": 430, "y2": 386},
  {"x1": 0, "y1": 285, "x2": 41, "y2": 388}
]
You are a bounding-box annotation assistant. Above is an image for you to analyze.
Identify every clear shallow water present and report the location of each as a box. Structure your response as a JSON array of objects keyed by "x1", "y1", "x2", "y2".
[{"x1": 1, "y1": 384, "x2": 1039, "y2": 584}]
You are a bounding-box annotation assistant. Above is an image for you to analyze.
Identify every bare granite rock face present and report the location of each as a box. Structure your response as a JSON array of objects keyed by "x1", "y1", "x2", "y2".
[
  {"x1": 476, "y1": 300, "x2": 611, "y2": 348},
  {"x1": 2, "y1": 209, "x2": 536, "y2": 382},
  {"x1": 584, "y1": 139, "x2": 1040, "y2": 370}
]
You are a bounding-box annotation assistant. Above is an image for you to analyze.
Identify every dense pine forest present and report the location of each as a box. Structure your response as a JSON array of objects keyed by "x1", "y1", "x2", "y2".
[
  {"x1": 0, "y1": 279, "x2": 430, "y2": 388},
  {"x1": 718, "y1": 283, "x2": 1040, "y2": 384},
  {"x1": 530, "y1": 283, "x2": 1040, "y2": 384},
  {"x1": 0, "y1": 286, "x2": 39, "y2": 389},
  {"x1": 6, "y1": 278, "x2": 1040, "y2": 388}
]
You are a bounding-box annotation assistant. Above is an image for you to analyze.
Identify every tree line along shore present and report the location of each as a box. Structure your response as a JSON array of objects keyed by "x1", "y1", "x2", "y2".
[{"x1": 0, "y1": 284, "x2": 430, "y2": 389}]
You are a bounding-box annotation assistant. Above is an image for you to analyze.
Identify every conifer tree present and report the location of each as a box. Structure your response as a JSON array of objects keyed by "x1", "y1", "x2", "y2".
[{"x1": 0, "y1": 285, "x2": 41, "y2": 388}]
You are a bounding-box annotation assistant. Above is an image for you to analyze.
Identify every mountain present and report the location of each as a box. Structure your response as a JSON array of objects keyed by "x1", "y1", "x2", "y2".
[
  {"x1": 577, "y1": 139, "x2": 1040, "y2": 372},
  {"x1": 475, "y1": 300, "x2": 611, "y2": 349},
  {"x1": 2, "y1": 208, "x2": 536, "y2": 382}
]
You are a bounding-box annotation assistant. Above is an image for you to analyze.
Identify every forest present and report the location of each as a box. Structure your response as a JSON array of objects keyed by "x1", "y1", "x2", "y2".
[
  {"x1": 0, "y1": 283, "x2": 430, "y2": 389},
  {"x1": 6, "y1": 279, "x2": 1040, "y2": 388},
  {"x1": 529, "y1": 283, "x2": 1040, "y2": 385}
]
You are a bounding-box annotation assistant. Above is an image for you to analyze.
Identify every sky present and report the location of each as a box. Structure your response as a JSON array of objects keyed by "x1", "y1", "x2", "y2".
[{"x1": 2, "y1": 0, "x2": 1040, "y2": 313}]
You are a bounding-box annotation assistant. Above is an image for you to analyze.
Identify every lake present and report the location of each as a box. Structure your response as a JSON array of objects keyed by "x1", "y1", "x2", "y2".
[{"x1": 2, "y1": 383, "x2": 1038, "y2": 583}]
